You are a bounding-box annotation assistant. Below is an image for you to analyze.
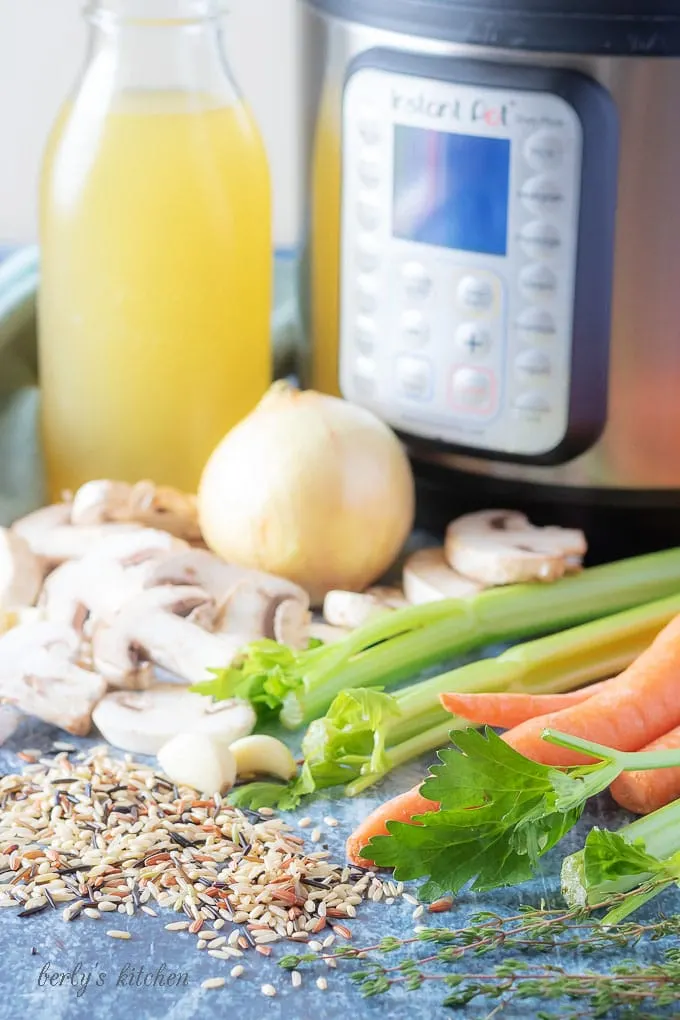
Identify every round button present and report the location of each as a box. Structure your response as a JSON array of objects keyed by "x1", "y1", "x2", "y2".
[
  {"x1": 520, "y1": 263, "x2": 558, "y2": 302},
  {"x1": 401, "y1": 310, "x2": 430, "y2": 348},
  {"x1": 358, "y1": 111, "x2": 382, "y2": 145},
  {"x1": 514, "y1": 391, "x2": 551, "y2": 414},
  {"x1": 357, "y1": 274, "x2": 379, "y2": 314},
  {"x1": 396, "y1": 355, "x2": 432, "y2": 401},
  {"x1": 516, "y1": 307, "x2": 557, "y2": 344},
  {"x1": 357, "y1": 200, "x2": 381, "y2": 231},
  {"x1": 356, "y1": 236, "x2": 381, "y2": 273},
  {"x1": 354, "y1": 355, "x2": 377, "y2": 395},
  {"x1": 519, "y1": 221, "x2": 561, "y2": 260},
  {"x1": 358, "y1": 156, "x2": 381, "y2": 188},
  {"x1": 355, "y1": 315, "x2": 376, "y2": 354},
  {"x1": 455, "y1": 322, "x2": 492, "y2": 358},
  {"x1": 519, "y1": 175, "x2": 564, "y2": 217},
  {"x1": 451, "y1": 367, "x2": 494, "y2": 410},
  {"x1": 515, "y1": 349, "x2": 552, "y2": 381},
  {"x1": 456, "y1": 275, "x2": 495, "y2": 314},
  {"x1": 401, "y1": 262, "x2": 432, "y2": 300},
  {"x1": 523, "y1": 131, "x2": 564, "y2": 172}
]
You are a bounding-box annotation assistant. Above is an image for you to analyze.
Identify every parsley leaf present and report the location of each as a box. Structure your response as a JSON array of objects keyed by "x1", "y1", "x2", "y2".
[{"x1": 365, "y1": 728, "x2": 626, "y2": 898}]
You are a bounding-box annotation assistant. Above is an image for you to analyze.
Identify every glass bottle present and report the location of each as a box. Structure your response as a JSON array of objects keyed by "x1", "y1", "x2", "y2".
[{"x1": 39, "y1": 0, "x2": 272, "y2": 496}]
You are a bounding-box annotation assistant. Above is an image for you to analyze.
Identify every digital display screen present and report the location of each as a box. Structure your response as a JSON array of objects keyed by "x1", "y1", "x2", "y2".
[{"x1": 393, "y1": 126, "x2": 511, "y2": 256}]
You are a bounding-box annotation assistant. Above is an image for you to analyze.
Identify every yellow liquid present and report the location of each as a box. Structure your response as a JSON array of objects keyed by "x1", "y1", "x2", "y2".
[
  {"x1": 310, "y1": 89, "x2": 342, "y2": 397},
  {"x1": 39, "y1": 93, "x2": 272, "y2": 496}
]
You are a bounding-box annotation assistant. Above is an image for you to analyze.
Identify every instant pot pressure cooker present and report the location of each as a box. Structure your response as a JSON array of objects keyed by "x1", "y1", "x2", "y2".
[{"x1": 299, "y1": 0, "x2": 680, "y2": 555}]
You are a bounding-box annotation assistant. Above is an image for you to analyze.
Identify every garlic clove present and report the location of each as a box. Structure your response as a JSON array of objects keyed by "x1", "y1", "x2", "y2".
[
  {"x1": 157, "y1": 732, "x2": 237, "y2": 794},
  {"x1": 229, "y1": 735, "x2": 297, "y2": 782}
]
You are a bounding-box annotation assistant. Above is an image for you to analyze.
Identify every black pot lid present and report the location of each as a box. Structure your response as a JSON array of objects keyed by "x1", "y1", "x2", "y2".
[{"x1": 305, "y1": 0, "x2": 680, "y2": 55}]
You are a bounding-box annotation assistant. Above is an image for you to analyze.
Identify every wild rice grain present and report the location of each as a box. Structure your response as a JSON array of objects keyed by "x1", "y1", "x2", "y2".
[
  {"x1": 261, "y1": 984, "x2": 277, "y2": 997},
  {"x1": 201, "y1": 977, "x2": 225, "y2": 990},
  {"x1": 310, "y1": 829, "x2": 322, "y2": 843},
  {"x1": 316, "y1": 977, "x2": 328, "y2": 991},
  {"x1": 412, "y1": 905, "x2": 425, "y2": 919},
  {"x1": 298, "y1": 818, "x2": 312, "y2": 829},
  {"x1": 230, "y1": 965, "x2": 244, "y2": 979},
  {"x1": 106, "y1": 930, "x2": 131, "y2": 940},
  {"x1": 323, "y1": 817, "x2": 338, "y2": 828},
  {"x1": 291, "y1": 971, "x2": 302, "y2": 989}
]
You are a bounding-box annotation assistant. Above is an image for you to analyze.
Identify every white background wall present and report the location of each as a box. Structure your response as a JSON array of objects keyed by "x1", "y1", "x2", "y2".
[{"x1": 0, "y1": 0, "x2": 301, "y2": 247}]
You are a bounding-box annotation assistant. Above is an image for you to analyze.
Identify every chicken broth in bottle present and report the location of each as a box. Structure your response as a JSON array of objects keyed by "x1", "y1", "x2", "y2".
[{"x1": 39, "y1": 0, "x2": 272, "y2": 496}]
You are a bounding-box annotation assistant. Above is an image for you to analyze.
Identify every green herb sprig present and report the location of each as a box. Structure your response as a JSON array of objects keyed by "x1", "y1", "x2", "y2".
[{"x1": 279, "y1": 900, "x2": 680, "y2": 1017}]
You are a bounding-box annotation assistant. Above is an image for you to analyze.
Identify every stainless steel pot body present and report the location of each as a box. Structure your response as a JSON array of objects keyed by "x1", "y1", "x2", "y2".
[{"x1": 299, "y1": 2, "x2": 680, "y2": 497}]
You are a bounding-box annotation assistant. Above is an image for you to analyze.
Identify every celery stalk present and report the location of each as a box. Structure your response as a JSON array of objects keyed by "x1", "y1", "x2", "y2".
[
  {"x1": 281, "y1": 548, "x2": 680, "y2": 727},
  {"x1": 303, "y1": 591, "x2": 680, "y2": 799},
  {"x1": 561, "y1": 798, "x2": 680, "y2": 920},
  {"x1": 386, "y1": 591, "x2": 680, "y2": 746}
]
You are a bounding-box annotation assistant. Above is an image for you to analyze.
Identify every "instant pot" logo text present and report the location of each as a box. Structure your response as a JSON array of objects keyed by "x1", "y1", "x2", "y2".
[{"x1": 391, "y1": 89, "x2": 511, "y2": 127}]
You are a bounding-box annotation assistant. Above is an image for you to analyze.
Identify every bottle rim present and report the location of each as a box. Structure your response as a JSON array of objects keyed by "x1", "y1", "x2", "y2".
[{"x1": 84, "y1": 0, "x2": 227, "y2": 27}]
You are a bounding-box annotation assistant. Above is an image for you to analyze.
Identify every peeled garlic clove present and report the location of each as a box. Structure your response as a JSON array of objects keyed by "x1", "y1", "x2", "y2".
[
  {"x1": 229, "y1": 735, "x2": 297, "y2": 781},
  {"x1": 157, "y1": 732, "x2": 237, "y2": 794}
]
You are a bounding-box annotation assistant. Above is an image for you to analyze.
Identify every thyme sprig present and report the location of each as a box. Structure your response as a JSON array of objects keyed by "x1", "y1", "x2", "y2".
[{"x1": 280, "y1": 896, "x2": 680, "y2": 1016}]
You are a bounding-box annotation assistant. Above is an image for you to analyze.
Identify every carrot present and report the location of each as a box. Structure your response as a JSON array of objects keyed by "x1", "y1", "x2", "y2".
[
  {"x1": 502, "y1": 613, "x2": 680, "y2": 767},
  {"x1": 346, "y1": 784, "x2": 439, "y2": 867},
  {"x1": 440, "y1": 682, "x2": 608, "y2": 729},
  {"x1": 610, "y1": 725, "x2": 680, "y2": 815}
]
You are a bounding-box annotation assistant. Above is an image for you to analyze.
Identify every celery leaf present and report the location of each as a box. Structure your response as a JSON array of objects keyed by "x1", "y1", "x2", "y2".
[{"x1": 365, "y1": 728, "x2": 622, "y2": 897}]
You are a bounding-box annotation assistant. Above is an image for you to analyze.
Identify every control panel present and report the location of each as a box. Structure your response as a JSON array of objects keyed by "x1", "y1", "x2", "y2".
[{"x1": 339, "y1": 62, "x2": 587, "y2": 459}]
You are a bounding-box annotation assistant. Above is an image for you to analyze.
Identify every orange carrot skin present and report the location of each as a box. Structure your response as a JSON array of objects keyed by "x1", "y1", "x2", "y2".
[
  {"x1": 440, "y1": 682, "x2": 607, "y2": 729},
  {"x1": 503, "y1": 613, "x2": 680, "y2": 766},
  {"x1": 611, "y1": 725, "x2": 680, "y2": 815},
  {"x1": 346, "y1": 785, "x2": 439, "y2": 867}
]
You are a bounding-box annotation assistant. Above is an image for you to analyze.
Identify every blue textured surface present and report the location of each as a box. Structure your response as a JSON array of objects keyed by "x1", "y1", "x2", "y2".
[{"x1": 0, "y1": 711, "x2": 677, "y2": 1020}]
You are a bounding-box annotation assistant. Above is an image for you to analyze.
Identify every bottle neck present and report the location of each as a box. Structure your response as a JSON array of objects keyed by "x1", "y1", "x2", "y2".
[
  {"x1": 79, "y1": 0, "x2": 238, "y2": 108},
  {"x1": 86, "y1": 1, "x2": 221, "y2": 27}
]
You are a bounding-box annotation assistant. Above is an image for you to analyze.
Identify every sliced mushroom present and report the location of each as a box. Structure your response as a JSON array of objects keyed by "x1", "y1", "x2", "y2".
[
  {"x1": 11, "y1": 506, "x2": 141, "y2": 569},
  {"x1": 403, "y1": 547, "x2": 484, "y2": 604},
  {"x1": 365, "y1": 586, "x2": 410, "y2": 610},
  {"x1": 0, "y1": 621, "x2": 106, "y2": 735},
  {"x1": 71, "y1": 479, "x2": 202, "y2": 543},
  {"x1": 0, "y1": 706, "x2": 20, "y2": 747},
  {"x1": 445, "y1": 510, "x2": 588, "y2": 586},
  {"x1": 143, "y1": 549, "x2": 310, "y2": 641},
  {"x1": 0, "y1": 529, "x2": 44, "y2": 610},
  {"x1": 157, "y1": 733, "x2": 237, "y2": 794},
  {"x1": 272, "y1": 598, "x2": 311, "y2": 649},
  {"x1": 323, "y1": 589, "x2": 394, "y2": 630},
  {"x1": 92, "y1": 684, "x2": 256, "y2": 755},
  {"x1": 306, "y1": 621, "x2": 351, "y2": 645},
  {"x1": 91, "y1": 586, "x2": 245, "y2": 687},
  {"x1": 40, "y1": 530, "x2": 192, "y2": 633}
]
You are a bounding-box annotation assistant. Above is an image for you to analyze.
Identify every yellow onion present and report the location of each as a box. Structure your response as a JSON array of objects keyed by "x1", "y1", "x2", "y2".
[{"x1": 198, "y1": 383, "x2": 415, "y2": 604}]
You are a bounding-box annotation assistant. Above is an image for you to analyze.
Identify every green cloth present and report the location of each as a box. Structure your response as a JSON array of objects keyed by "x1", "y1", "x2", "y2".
[
  {"x1": 0, "y1": 247, "x2": 302, "y2": 526},
  {"x1": 0, "y1": 246, "x2": 45, "y2": 525}
]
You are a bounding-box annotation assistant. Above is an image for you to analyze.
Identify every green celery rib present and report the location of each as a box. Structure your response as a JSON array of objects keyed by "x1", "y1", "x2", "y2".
[
  {"x1": 342, "y1": 591, "x2": 680, "y2": 797},
  {"x1": 282, "y1": 548, "x2": 680, "y2": 728},
  {"x1": 385, "y1": 592, "x2": 680, "y2": 747},
  {"x1": 561, "y1": 797, "x2": 680, "y2": 908}
]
